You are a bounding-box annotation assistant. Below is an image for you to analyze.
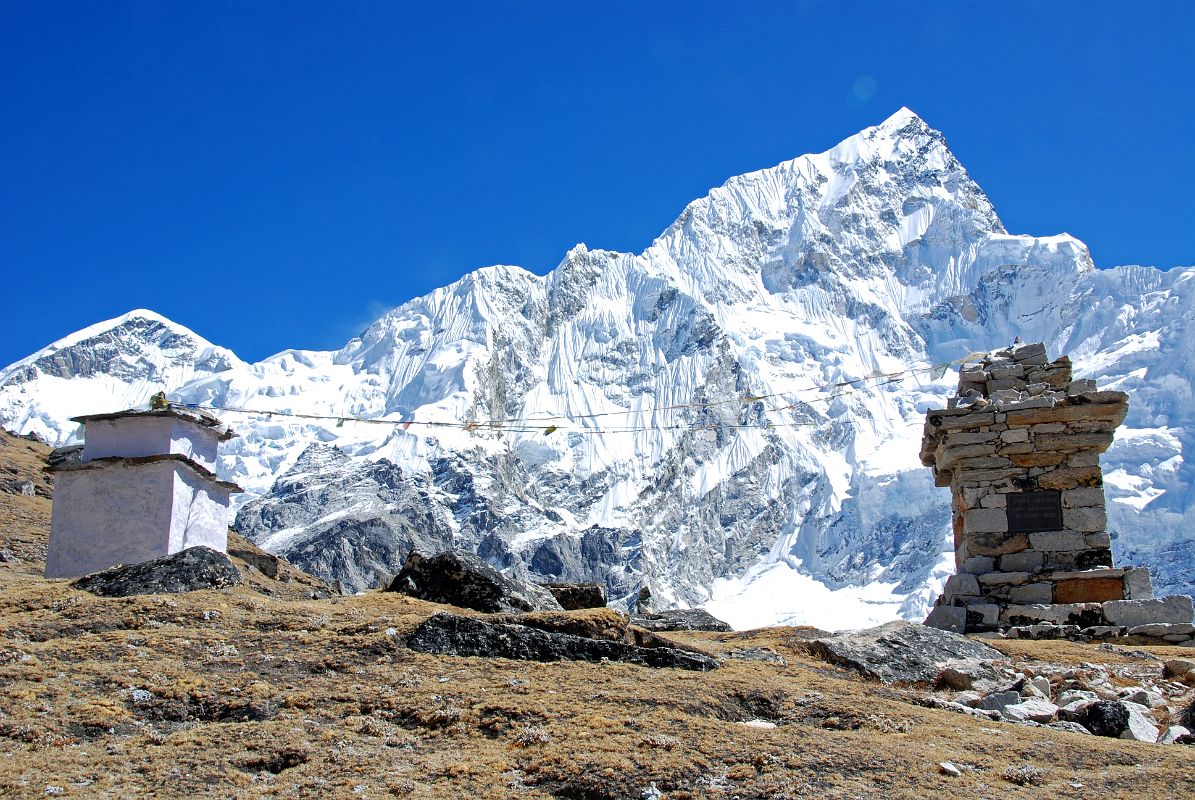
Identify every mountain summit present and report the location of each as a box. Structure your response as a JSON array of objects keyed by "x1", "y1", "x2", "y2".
[{"x1": 2, "y1": 111, "x2": 1191, "y2": 628}]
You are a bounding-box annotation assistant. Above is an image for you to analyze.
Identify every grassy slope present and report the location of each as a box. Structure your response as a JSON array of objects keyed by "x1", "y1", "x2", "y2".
[{"x1": 0, "y1": 430, "x2": 1191, "y2": 799}]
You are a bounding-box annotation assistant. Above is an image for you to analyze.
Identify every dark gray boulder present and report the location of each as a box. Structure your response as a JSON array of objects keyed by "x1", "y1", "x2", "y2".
[
  {"x1": 71, "y1": 546, "x2": 241, "y2": 597},
  {"x1": 543, "y1": 582, "x2": 607, "y2": 610},
  {"x1": 631, "y1": 608, "x2": 733, "y2": 632},
  {"x1": 1081, "y1": 701, "x2": 1130, "y2": 737},
  {"x1": 406, "y1": 613, "x2": 719, "y2": 671},
  {"x1": 805, "y1": 621, "x2": 1002, "y2": 685},
  {"x1": 386, "y1": 551, "x2": 562, "y2": 613}
]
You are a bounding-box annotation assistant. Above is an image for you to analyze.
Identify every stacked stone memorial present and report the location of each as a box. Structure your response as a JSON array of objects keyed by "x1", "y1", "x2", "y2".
[{"x1": 921, "y1": 342, "x2": 1194, "y2": 642}]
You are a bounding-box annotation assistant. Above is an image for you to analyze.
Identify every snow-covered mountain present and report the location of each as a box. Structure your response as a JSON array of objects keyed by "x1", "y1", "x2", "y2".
[
  {"x1": 3, "y1": 109, "x2": 1191, "y2": 629},
  {"x1": 0, "y1": 309, "x2": 243, "y2": 443}
]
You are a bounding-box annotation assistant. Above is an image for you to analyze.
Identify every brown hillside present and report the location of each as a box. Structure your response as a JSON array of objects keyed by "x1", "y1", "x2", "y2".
[{"x1": 0, "y1": 429, "x2": 1190, "y2": 799}]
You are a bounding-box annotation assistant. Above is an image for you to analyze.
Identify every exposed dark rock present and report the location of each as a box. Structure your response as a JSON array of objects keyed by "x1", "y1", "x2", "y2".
[
  {"x1": 634, "y1": 585, "x2": 654, "y2": 613},
  {"x1": 228, "y1": 545, "x2": 283, "y2": 579},
  {"x1": 631, "y1": 608, "x2": 732, "y2": 632},
  {"x1": 0, "y1": 479, "x2": 35, "y2": 496},
  {"x1": 386, "y1": 551, "x2": 562, "y2": 613},
  {"x1": 727, "y1": 647, "x2": 786, "y2": 665},
  {"x1": 46, "y1": 445, "x2": 83, "y2": 470},
  {"x1": 542, "y1": 582, "x2": 607, "y2": 610},
  {"x1": 406, "y1": 613, "x2": 719, "y2": 671},
  {"x1": 488, "y1": 608, "x2": 630, "y2": 642},
  {"x1": 71, "y1": 546, "x2": 241, "y2": 597},
  {"x1": 805, "y1": 621, "x2": 1002, "y2": 685},
  {"x1": 234, "y1": 445, "x2": 457, "y2": 593},
  {"x1": 1081, "y1": 701, "x2": 1130, "y2": 737}
]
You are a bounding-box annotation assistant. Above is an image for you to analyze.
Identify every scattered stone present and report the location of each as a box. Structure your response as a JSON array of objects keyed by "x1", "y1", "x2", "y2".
[
  {"x1": 0, "y1": 478, "x2": 35, "y2": 496},
  {"x1": 736, "y1": 719, "x2": 777, "y2": 729},
  {"x1": 1163, "y1": 658, "x2": 1195, "y2": 679},
  {"x1": 1120, "y1": 688, "x2": 1165, "y2": 708},
  {"x1": 727, "y1": 647, "x2": 786, "y2": 665},
  {"x1": 916, "y1": 696, "x2": 1001, "y2": 721},
  {"x1": 71, "y1": 546, "x2": 241, "y2": 597},
  {"x1": 1048, "y1": 720, "x2": 1093, "y2": 735},
  {"x1": 975, "y1": 691, "x2": 1021, "y2": 713},
  {"x1": 406, "y1": 613, "x2": 718, "y2": 671},
  {"x1": 1056, "y1": 689, "x2": 1099, "y2": 707},
  {"x1": 630, "y1": 609, "x2": 732, "y2": 632},
  {"x1": 385, "y1": 551, "x2": 562, "y2": 614},
  {"x1": 1001, "y1": 765, "x2": 1046, "y2": 786},
  {"x1": 806, "y1": 621, "x2": 1002, "y2": 685},
  {"x1": 938, "y1": 761, "x2": 962, "y2": 777},
  {"x1": 542, "y1": 582, "x2": 607, "y2": 610},
  {"x1": 1160, "y1": 725, "x2": 1191, "y2": 745}
]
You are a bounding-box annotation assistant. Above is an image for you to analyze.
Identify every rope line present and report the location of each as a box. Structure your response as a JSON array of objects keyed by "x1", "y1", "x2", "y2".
[{"x1": 174, "y1": 352, "x2": 974, "y2": 436}]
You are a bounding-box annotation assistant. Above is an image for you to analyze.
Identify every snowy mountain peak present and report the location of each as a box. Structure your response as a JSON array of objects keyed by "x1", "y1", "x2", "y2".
[
  {"x1": 2, "y1": 110, "x2": 1191, "y2": 630},
  {"x1": 0, "y1": 308, "x2": 243, "y2": 444}
]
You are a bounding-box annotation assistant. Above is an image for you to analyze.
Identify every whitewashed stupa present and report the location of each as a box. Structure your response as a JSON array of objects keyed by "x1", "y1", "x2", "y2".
[{"x1": 45, "y1": 399, "x2": 242, "y2": 579}]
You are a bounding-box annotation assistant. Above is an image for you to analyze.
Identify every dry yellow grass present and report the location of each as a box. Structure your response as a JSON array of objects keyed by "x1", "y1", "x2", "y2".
[{"x1": 0, "y1": 430, "x2": 1191, "y2": 799}]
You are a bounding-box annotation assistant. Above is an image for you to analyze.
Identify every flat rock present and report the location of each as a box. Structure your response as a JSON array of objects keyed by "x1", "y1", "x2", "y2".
[
  {"x1": 630, "y1": 608, "x2": 732, "y2": 632},
  {"x1": 406, "y1": 612, "x2": 718, "y2": 671},
  {"x1": 1003, "y1": 698, "x2": 1059, "y2": 723},
  {"x1": 71, "y1": 546, "x2": 241, "y2": 597},
  {"x1": 806, "y1": 621, "x2": 1002, "y2": 685},
  {"x1": 386, "y1": 551, "x2": 562, "y2": 614},
  {"x1": 1103, "y1": 596, "x2": 1194, "y2": 627}
]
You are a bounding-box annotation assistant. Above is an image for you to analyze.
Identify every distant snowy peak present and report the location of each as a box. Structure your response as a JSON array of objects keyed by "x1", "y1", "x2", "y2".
[
  {"x1": 0, "y1": 309, "x2": 243, "y2": 444},
  {"x1": 2, "y1": 309, "x2": 238, "y2": 384}
]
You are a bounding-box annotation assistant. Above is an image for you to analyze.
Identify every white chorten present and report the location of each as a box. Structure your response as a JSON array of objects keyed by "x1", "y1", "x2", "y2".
[{"x1": 45, "y1": 403, "x2": 242, "y2": 579}]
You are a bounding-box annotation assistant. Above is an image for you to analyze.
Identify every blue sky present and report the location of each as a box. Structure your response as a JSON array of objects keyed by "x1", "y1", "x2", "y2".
[{"x1": 2, "y1": 1, "x2": 1192, "y2": 367}]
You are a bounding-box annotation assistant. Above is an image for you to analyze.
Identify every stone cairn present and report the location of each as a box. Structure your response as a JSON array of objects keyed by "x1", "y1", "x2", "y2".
[{"x1": 920, "y1": 342, "x2": 1194, "y2": 643}]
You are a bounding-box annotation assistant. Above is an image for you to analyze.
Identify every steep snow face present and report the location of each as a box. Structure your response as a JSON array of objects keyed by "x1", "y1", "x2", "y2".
[
  {"x1": 0, "y1": 310, "x2": 243, "y2": 444},
  {"x1": 1, "y1": 109, "x2": 1190, "y2": 628}
]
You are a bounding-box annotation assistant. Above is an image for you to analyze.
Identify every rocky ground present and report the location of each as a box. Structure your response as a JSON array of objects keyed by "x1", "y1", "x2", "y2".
[{"x1": 1, "y1": 430, "x2": 1192, "y2": 799}]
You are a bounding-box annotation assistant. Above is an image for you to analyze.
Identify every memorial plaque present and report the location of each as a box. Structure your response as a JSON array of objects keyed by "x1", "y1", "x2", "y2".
[{"x1": 1006, "y1": 490, "x2": 1063, "y2": 533}]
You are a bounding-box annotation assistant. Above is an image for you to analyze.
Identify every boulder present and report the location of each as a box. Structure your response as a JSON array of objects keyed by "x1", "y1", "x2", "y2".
[
  {"x1": 1160, "y1": 726, "x2": 1191, "y2": 745},
  {"x1": 385, "y1": 551, "x2": 562, "y2": 614},
  {"x1": 1080, "y1": 701, "x2": 1130, "y2": 738},
  {"x1": 405, "y1": 613, "x2": 718, "y2": 671},
  {"x1": 975, "y1": 691, "x2": 1021, "y2": 713},
  {"x1": 805, "y1": 621, "x2": 1002, "y2": 685},
  {"x1": 542, "y1": 582, "x2": 607, "y2": 610},
  {"x1": 630, "y1": 609, "x2": 732, "y2": 632},
  {"x1": 1120, "y1": 707, "x2": 1159, "y2": 743},
  {"x1": 1002, "y1": 698, "x2": 1058, "y2": 723},
  {"x1": 924, "y1": 605, "x2": 966, "y2": 633},
  {"x1": 1163, "y1": 658, "x2": 1195, "y2": 679},
  {"x1": 71, "y1": 546, "x2": 241, "y2": 597}
]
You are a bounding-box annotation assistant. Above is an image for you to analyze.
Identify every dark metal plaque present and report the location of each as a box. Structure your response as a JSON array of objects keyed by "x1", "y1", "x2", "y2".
[{"x1": 1006, "y1": 490, "x2": 1063, "y2": 533}]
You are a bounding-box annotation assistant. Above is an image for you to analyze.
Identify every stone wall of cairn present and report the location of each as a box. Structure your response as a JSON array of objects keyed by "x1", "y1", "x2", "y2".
[{"x1": 920, "y1": 342, "x2": 1195, "y2": 643}]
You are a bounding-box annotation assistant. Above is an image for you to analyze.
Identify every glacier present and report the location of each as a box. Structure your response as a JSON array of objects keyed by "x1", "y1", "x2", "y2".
[{"x1": 2, "y1": 108, "x2": 1191, "y2": 630}]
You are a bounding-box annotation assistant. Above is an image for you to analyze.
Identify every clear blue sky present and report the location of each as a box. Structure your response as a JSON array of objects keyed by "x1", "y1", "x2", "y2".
[{"x1": 3, "y1": 1, "x2": 1192, "y2": 367}]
